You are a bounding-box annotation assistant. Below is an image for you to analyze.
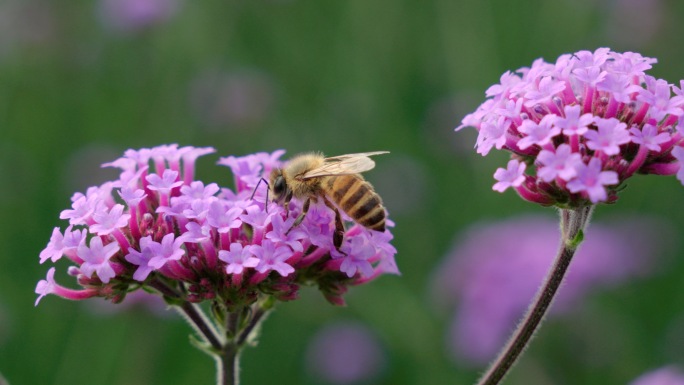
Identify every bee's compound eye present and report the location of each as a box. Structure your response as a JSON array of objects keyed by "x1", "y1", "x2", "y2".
[{"x1": 273, "y1": 176, "x2": 286, "y2": 196}]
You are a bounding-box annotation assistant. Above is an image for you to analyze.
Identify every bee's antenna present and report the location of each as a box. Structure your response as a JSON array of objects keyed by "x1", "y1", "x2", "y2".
[{"x1": 250, "y1": 178, "x2": 270, "y2": 212}]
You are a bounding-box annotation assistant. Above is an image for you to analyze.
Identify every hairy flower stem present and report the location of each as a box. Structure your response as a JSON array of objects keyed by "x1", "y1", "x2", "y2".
[
  {"x1": 149, "y1": 279, "x2": 223, "y2": 350},
  {"x1": 180, "y1": 302, "x2": 223, "y2": 351},
  {"x1": 217, "y1": 343, "x2": 240, "y2": 385},
  {"x1": 216, "y1": 304, "x2": 273, "y2": 385},
  {"x1": 476, "y1": 206, "x2": 594, "y2": 385},
  {"x1": 151, "y1": 276, "x2": 274, "y2": 385}
]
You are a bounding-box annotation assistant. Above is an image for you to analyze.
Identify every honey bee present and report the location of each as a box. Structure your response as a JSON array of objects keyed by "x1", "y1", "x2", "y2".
[{"x1": 269, "y1": 151, "x2": 389, "y2": 252}]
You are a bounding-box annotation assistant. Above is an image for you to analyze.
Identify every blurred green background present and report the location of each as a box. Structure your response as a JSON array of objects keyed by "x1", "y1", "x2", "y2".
[{"x1": 3, "y1": 0, "x2": 684, "y2": 384}]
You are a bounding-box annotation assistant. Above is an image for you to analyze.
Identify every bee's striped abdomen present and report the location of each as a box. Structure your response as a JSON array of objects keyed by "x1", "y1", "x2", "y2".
[{"x1": 325, "y1": 175, "x2": 386, "y2": 232}]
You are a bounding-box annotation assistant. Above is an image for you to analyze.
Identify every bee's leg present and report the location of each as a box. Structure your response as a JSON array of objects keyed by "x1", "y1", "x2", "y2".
[
  {"x1": 286, "y1": 198, "x2": 310, "y2": 235},
  {"x1": 284, "y1": 190, "x2": 294, "y2": 216},
  {"x1": 250, "y1": 178, "x2": 269, "y2": 200},
  {"x1": 322, "y1": 197, "x2": 346, "y2": 254}
]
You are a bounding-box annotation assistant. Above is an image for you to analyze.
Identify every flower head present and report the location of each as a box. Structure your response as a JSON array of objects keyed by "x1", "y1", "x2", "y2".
[
  {"x1": 457, "y1": 48, "x2": 684, "y2": 207},
  {"x1": 36, "y1": 145, "x2": 397, "y2": 307}
]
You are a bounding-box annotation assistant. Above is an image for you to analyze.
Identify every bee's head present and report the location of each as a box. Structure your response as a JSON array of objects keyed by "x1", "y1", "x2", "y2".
[{"x1": 269, "y1": 168, "x2": 289, "y2": 202}]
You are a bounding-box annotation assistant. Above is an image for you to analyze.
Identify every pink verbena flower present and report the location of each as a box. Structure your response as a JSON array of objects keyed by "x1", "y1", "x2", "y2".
[
  {"x1": 457, "y1": 48, "x2": 684, "y2": 206},
  {"x1": 431, "y1": 215, "x2": 669, "y2": 366},
  {"x1": 36, "y1": 144, "x2": 397, "y2": 307},
  {"x1": 492, "y1": 159, "x2": 526, "y2": 192}
]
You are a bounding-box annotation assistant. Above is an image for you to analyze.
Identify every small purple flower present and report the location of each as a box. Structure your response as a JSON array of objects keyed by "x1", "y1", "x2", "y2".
[
  {"x1": 596, "y1": 73, "x2": 641, "y2": 103},
  {"x1": 39, "y1": 225, "x2": 86, "y2": 264},
  {"x1": 573, "y1": 65, "x2": 606, "y2": 88},
  {"x1": 239, "y1": 204, "x2": 272, "y2": 229},
  {"x1": 59, "y1": 195, "x2": 97, "y2": 226},
  {"x1": 492, "y1": 160, "x2": 526, "y2": 192},
  {"x1": 183, "y1": 221, "x2": 211, "y2": 242},
  {"x1": 537, "y1": 144, "x2": 583, "y2": 182},
  {"x1": 218, "y1": 243, "x2": 260, "y2": 275},
  {"x1": 147, "y1": 233, "x2": 186, "y2": 269},
  {"x1": 35, "y1": 267, "x2": 57, "y2": 306},
  {"x1": 553, "y1": 105, "x2": 594, "y2": 136},
  {"x1": 206, "y1": 201, "x2": 243, "y2": 233},
  {"x1": 476, "y1": 116, "x2": 510, "y2": 156},
  {"x1": 118, "y1": 186, "x2": 146, "y2": 207},
  {"x1": 250, "y1": 240, "x2": 294, "y2": 277},
  {"x1": 584, "y1": 118, "x2": 631, "y2": 156},
  {"x1": 125, "y1": 236, "x2": 157, "y2": 281},
  {"x1": 486, "y1": 71, "x2": 521, "y2": 98},
  {"x1": 338, "y1": 235, "x2": 376, "y2": 278},
  {"x1": 180, "y1": 181, "x2": 220, "y2": 202},
  {"x1": 630, "y1": 123, "x2": 670, "y2": 151},
  {"x1": 146, "y1": 169, "x2": 183, "y2": 194},
  {"x1": 638, "y1": 77, "x2": 684, "y2": 121},
  {"x1": 299, "y1": 203, "x2": 336, "y2": 249},
  {"x1": 523, "y1": 76, "x2": 566, "y2": 107},
  {"x1": 78, "y1": 237, "x2": 120, "y2": 283},
  {"x1": 517, "y1": 115, "x2": 561, "y2": 150},
  {"x1": 265, "y1": 213, "x2": 306, "y2": 252},
  {"x1": 567, "y1": 158, "x2": 619, "y2": 203},
  {"x1": 90, "y1": 204, "x2": 131, "y2": 236},
  {"x1": 181, "y1": 198, "x2": 213, "y2": 221}
]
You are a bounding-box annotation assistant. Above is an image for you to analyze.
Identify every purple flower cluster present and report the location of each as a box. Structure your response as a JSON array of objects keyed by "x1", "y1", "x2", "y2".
[
  {"x1": 431, "y1": 215, "x2": 666, "y2": 365},
  {"x1": 36, "y1": 145, "x2": 398, "y2": 307},
  {"x1": 457, "y1": 48, "x2": 684, "y2": 206}
]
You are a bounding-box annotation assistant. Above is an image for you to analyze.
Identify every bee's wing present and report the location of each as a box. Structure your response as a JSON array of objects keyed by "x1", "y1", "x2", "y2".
[
  {"x1": 323, "y1": 151, "x2": 390, "y2": 162},
  {"x1": 300, "y1": 151, "x2": 389, "y2": 179}
]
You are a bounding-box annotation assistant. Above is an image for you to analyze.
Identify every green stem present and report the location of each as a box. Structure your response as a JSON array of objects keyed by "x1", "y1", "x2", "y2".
[
  {"x1": 215, "y1": 303, "x2": 272, "y2": 385},
  {"x1": 179, "y1": 302, "x2": 223, "y2": 352},
  {"x1": 475, "y1": 206, "x2": 594, "y2": 385},
  {"x1": 149, "y1": 279, "x2": 223, "y2": 351},
  {"x1": 237, "y1": 306, "x2": 269, "y2": 346},
  {"x1": 216, "y1": 345, "x2": 240, "y2": 385}
]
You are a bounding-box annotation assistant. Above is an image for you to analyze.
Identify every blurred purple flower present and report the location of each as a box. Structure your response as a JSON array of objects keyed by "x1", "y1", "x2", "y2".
[
  {"x1": 630, "y1": 366, "x2": 684, "y2": 385},
  {"x1": 97, "y1": 0, "x2": 179, "y2": 33},
  {"x1": 189, "y1": 69, "x2": 277, "y2": 129},
  {"x1": 431, "y1": 215, "x2": 667, "y2": 365},
  {"x1": 305, "y1": 322, "x2": 386, "y2": 384}
]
